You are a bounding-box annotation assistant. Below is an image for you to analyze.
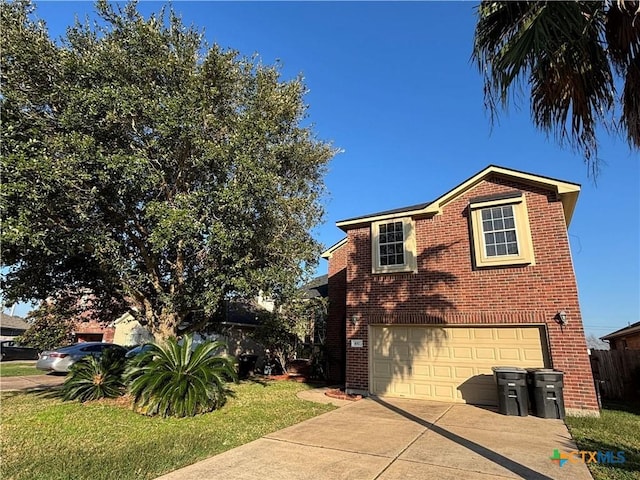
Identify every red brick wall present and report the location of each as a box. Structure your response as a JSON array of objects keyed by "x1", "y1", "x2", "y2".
[
  {"x1": 610, "y1": 333, "x2": 640, "y2": 351},
  {"x1": 340, "y1": 175, "x2": 598, "y2": 413},
  {"x1": 326, "y1": 243, "x2": 348, "y2": 384},
  {"x1": 74, "y1": 320, "x2": 115, "y2": 343}
]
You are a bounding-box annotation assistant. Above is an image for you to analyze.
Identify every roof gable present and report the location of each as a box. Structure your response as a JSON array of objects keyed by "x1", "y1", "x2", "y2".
[
  {"x1": 335, "y1": 165, "x2": 581, "y2": 230},
  {"x1": 321, "y1": 237, "x2": 347, "y2": 259}
]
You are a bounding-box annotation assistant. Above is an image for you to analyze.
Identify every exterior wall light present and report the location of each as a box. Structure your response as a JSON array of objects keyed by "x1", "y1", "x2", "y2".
[
  {"x1": 555, "y1": 311, "x2": 568, "y2": 326},
  {"x1": 351, "y1": 315, "x2": 359, "y2": 326}
]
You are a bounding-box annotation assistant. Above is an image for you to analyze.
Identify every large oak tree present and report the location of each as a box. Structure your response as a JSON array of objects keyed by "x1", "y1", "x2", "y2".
[{"x1": 1, "y1": 1, "x2": 335, "y2": 339}]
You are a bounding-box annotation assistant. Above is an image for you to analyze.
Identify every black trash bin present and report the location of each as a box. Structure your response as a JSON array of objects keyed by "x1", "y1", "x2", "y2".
[
  {"x1": 238, "y1": 354, "x2": 259, "y2": 379},
  {"x1": 527, "y1": 368, "x2": 565, "y2": 419},
  {"x1": 492, "y1": 367, "x2": 529, "y2": 416}
]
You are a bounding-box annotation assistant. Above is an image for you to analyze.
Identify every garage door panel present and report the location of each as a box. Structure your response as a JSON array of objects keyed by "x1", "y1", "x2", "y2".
[
  {"x1": 458, "y1": 381, "x2": 496, "y2": 405},
  {"x1": 475, "y1": 347, "x2": 496, "y2": 360},
  {"x1": 497, "y1": 348, "x2": 522, "y2": 361},
  {"x1": 433, "y1": 384, "x2": 456, "y2": 401},
  {"x1": 372, "y1": 361, "x2": 392, "y2": 377},
  {"x1": 371, "y1": 380, "x2": 391, "y2": 394},
  {"x1": 496, "y1": 329, "x2": 519, "y2": 340},
  {"x1": 430, "y1": 346, "x2": 451, "y2": 359},
  {"x1": 392, "y1": 382, "x2": 411, "y2": 395},
  {"x1": 452, "y1": 347, "x2": 473, "y2": 359},
  {"x1": 413, "y1": 383, "x2": 433, "y2": 397},
  {"x1": 454, "y1": 366, "x2": 475, "y2": 379},
  {"x1": 371, "y1": 325, "x2": 548, "y2": 406},
  {"x1": 451, "y1": 329, "x2": 472, "y2": 340},
  {"x1": 472, "y1": 328, "x2": 494, "y2": 340},
  {"x1": 521, "y1": 328, "x2": 543, "y2": 340},
  {"x1": 432, "y1": 365, "x2": 453, "y2": 379},
  {"x1": 523, "y1": 348, "x2": 545, "y2": 362},
  {"x1": 411, "y1": 363, "x2": 431, "y2": 378},
  {"x1": 391, "y1": 345, "x2": 410, "y2": 358}
]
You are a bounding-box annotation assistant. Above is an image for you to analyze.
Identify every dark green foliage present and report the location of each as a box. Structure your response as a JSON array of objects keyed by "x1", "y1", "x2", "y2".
[
  {"x1": 17, "y1": 304, "x2": 75, "y2": 352},
  {"x1": 473, "y1": 1, "x2": 640, "y2": 176},
  {"x1": 1, "y1": 0, "x2": 336, "y2": 340},
  {"x1": 126, "y1": 335, "x2": 237, "y2": 417},
  {"x1": 252, "y1": 296, "x2": 327, "y2": 372},
  {"x1": 62, "y1": 348, "x2": 127, "y2": 402}
]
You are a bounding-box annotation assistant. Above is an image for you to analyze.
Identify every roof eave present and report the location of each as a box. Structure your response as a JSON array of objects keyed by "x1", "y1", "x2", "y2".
[
  {"x1": 321, "y1": 237, "x2": 348, "y2": 259},
  {"x1": 601, "y1": 324, "x2": 640, "y2": 341},
  {"x1": 334, "y1": 165, "x2": 581, "y2": 230}
]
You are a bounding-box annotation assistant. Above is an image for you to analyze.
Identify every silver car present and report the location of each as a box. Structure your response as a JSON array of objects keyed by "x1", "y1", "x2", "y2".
[{"x1": 36, "y1": 342, "x2": 127, "y2": 373}]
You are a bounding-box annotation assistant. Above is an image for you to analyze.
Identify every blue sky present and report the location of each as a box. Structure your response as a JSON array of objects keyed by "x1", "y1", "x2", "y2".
[{"x1": 6, "y1": 2, "x2": 639, "y2": 340}]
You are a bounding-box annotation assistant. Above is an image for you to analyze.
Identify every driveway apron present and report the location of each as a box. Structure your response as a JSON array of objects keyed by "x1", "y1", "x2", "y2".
[{"x1": 156, "y1": 395, "x2": 592, "y2": 480}]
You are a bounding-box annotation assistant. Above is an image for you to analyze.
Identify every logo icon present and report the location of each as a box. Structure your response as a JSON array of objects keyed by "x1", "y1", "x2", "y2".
[{"x1": 550, "y1": 449, "x2": 569, "y2": 467}]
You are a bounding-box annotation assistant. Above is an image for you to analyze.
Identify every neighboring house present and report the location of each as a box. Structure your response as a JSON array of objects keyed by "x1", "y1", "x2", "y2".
[
  {"x1": 208, "y1": 299, "x2": 266, "y2": 357},
  {"x1": 322, "y1": 165, "x2": 599, "y2": 416},
  {"x1": 0, "y1": 313, "x2": 30, "y2": 341},
  {"x1": 73, "y1": 318, "x2": 115, "y2": 343},
  {"x1": 601, "y1": 321, "x2": 640, "y2": 350},
  {"x1": 111, "y1": 313, "x2": 155, "y2": 346},
  {"x1": 302, "y1": 274, "x2": 328, "y2": 300},
  {"x1": 300, "y1": 275, "x2": 328, "y2": 345}
]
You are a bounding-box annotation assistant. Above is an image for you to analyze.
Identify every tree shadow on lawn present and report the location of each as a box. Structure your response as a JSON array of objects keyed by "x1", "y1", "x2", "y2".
[
  {"x1": 601, "y1": 399, "x2": 640, "y2": 416},
  {"x1": 241, "y1": 374, "x2": 328, "y2": 388}
]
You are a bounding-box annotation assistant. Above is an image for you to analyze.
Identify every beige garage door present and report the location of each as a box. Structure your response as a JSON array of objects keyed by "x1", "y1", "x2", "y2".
[{"x1": 370, "y1": 325, "x2": 549, "y2": 406}]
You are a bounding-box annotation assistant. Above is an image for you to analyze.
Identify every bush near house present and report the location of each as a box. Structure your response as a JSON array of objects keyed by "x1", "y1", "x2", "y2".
[
  {"x1": 61, "y1": 348, "x2": 127, "y2": 402},
  {"x1": 17, "y1": 304, "x2": 75, "y2": 352},
  {"x1": 59, "y1": 335, "x2": 237, "y2": 418}
]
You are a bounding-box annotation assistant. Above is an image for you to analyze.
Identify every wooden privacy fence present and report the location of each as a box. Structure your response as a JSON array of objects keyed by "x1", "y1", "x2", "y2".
[{"x1": 590, "y1": 349, "x2": 640, "y2": 401}]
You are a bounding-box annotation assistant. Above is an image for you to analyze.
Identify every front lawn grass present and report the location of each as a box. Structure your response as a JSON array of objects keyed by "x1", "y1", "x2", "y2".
[
  {"x1": 0, "y1": 362, "x2": 42, "y2": 377},
  {"x1": 566, "y1": 401, "x2": 640, "y2": 480},
  {"x1": 1, "y1": 380, "x2": 335, "y2": 480}
]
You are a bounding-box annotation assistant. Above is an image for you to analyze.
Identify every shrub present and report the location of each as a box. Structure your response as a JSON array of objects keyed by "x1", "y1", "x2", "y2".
[
  {"x1": 125, "y1": 335, "x2": 237, "y2": 418},
  {"x1": 17, "y1": 305, "x2": 75, "y2": 352},
  {"x1": 62, "y1": 348, "x2": 127, "y2": 402}
]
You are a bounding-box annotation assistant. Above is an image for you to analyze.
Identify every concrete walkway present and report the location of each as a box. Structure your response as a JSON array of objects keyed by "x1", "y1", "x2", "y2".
[{"x1": 156, "y1": 394, "x2": 592, "y2": 480}]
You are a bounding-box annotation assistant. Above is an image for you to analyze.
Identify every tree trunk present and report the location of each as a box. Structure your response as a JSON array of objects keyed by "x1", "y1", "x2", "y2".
[{"x1": 152, "y1": 308, "x2": 181, "y2": 342}]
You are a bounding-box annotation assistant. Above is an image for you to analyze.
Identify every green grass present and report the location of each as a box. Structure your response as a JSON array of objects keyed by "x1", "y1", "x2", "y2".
[
  {"x1": 566, "y1": 402, "x2": 640, "y2": 480},
  {"x1": 0, "y1": 362, "x2": 42, "y2": 377},
  {"x1": 1, "y1": 380, "x2": 335, "y2": 480}
]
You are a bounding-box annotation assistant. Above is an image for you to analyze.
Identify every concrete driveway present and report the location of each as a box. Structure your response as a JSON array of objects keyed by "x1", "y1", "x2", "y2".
[{"x1": 156, "y1": 395, "x2": 592, "y2": 480}]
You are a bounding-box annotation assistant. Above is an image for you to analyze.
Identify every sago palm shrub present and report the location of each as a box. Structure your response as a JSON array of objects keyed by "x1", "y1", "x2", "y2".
[
  {"x1": 61, "y1": 348, "x2": 127, "y2": 402},
  {"x1": 125, "y1": 335, "x2": 237, "y2": 417}
]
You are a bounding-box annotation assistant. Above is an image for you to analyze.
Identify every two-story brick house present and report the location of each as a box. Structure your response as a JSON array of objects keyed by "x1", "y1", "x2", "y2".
[{"x1": 322, "y1": 165, "x2": 599, "y2": 416}]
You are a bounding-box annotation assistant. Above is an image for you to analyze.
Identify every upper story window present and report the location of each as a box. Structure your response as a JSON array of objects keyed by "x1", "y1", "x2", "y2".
[
  {"x1": 371, "y1": 217, "x2": 417, "y2": 274},
  {"x1": 469, "y1": 192, "x2": 535, "y2": 268},
  {"x1": 481, "y1": 205, "x2": 518, "y2": 257},
  {"x1": 378, "y1": 221, "x2": 405, "y2": 266}
]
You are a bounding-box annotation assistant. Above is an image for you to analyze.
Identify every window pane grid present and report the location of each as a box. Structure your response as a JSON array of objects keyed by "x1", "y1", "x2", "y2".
[
  {"x1": 481, "y1": 206, "x2": 519, "y2": 257},
  {"x1": 379, "y1": 221, "x2": 405, "y2": 266}
]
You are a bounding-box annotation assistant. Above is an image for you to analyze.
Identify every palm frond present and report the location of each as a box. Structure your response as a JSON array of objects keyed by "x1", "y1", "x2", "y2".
[
  {"x1": 62, "y1": 350, "x2": 126, "y2": 402},
  {"x1": 124, "y1": 334, "x2": 237, "y2": 417},
  {"x1": 473, "y1": 1, "x2": 619, "y2": 175},
  {"x1": 606, "y1": 1, "x2": 640, "y2": 147}
]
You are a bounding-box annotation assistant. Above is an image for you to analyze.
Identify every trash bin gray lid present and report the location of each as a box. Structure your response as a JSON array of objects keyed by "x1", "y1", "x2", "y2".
[
  {"x1": 532, "y1": 369, "x2": 564, "y2": 376},
  {"x1": 491, "y1": 366, "x2": 527, "y2": 373}
]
